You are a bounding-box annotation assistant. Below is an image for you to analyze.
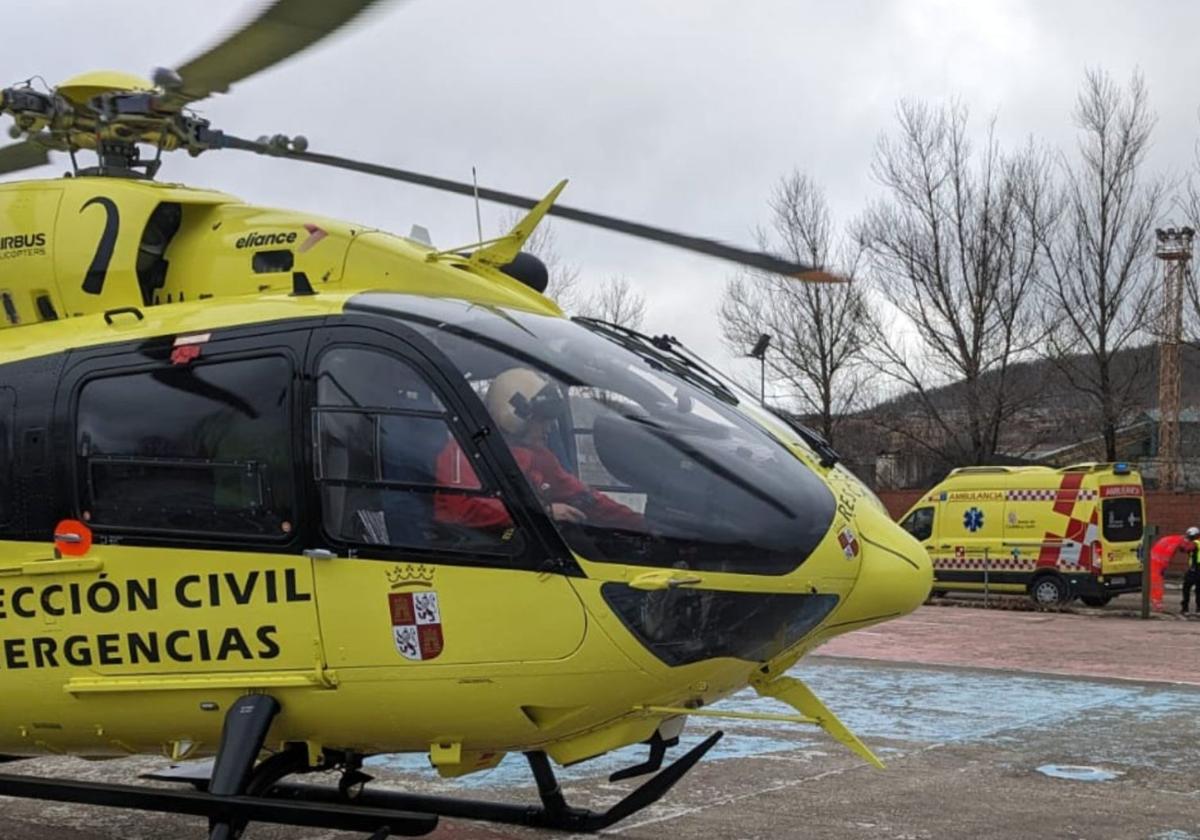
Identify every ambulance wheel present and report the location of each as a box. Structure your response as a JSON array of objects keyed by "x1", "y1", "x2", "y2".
[
  {"x1": 1080, "y1": 594, "x2": 1112, "y2": 607},
  {"x1": 1029, "y1": 574, "x2": 1069, "y2": 607}
]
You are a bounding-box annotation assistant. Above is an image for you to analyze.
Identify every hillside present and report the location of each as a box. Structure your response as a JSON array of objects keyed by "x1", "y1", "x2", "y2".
[
  {"x1": 869, "y1": 342, "x2": 1200, "y2": 417},
  {"x1": 824, "y1": 342, "x2": 1200, "y2": 489}
]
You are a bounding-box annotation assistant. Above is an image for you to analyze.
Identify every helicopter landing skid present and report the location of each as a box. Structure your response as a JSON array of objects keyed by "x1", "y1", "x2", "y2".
[
  {"x1": 0, "y1": 771, "x2": 438, "y2": 837},
  {"x1": 0, "y1": 728, "x2": 721, "y2": 838},
  {"x1": 268, "y1": 729, "x2": 725, "y2": 833},
  {"x1": 0, "y1": 693, "x2": 437, "y2": 839}
]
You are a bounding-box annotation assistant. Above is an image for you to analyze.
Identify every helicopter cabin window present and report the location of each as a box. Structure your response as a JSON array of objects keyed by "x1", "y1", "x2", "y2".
[
  {"x1": 900, "y1": 506, "x2": 934, "y2": 543},
  {"x1": 313, "y1": 346, "x2": 520, "y2": 555},
  {"x1": 75, "y1": 356, "x2": 296, "y2": 540},
  {"x1": 0, "y1": 386, "x2": 13, "y2": 526}
]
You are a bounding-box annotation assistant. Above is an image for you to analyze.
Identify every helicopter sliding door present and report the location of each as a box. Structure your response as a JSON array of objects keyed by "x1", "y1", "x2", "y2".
[
  {"x1": 48, "y1": 324, "x2": 325, "y2": 695},
  {"x1": 304, "y1": 324, "x2": 586, "y2": 670}
]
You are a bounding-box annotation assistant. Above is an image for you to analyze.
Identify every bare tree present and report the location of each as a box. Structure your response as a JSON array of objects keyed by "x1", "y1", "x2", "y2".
[
  {"x1": 1032, "y1": 69, "x2": 1164, "y2": 460},
  {"x1": 575, "y1": 275, "x2": 646, "y2": 330},
  {"x1": 857, "y1": 100, "x2": 1050, "y2": 466},
  {"x1": 720, "y1": 171, "x2": 870, "y2": 445},
  {"x1": 1183, "y1": 125, "x2": 1200, "y2": 340}
]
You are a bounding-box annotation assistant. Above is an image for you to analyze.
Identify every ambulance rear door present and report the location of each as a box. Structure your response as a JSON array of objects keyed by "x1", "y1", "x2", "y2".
[{"x1": 1096, "y1": 478, "x2": 1144, "y2": 577}]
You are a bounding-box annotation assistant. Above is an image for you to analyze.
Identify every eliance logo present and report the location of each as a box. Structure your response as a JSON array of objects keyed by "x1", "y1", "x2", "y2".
[{"x1": 235, "y1": 231, "x2": 297, "y2": 249}]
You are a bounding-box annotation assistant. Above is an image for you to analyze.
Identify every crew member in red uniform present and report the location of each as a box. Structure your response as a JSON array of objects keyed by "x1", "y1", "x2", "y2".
[
  {"x1": 1149, "y1": 527, "x2": 1199, "y2": 612},
  {"x1": 435, "y1": 367, "x2": 643, "y2": 531}
]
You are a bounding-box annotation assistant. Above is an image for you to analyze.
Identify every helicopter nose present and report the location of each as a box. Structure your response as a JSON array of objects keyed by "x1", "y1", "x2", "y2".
[{"x1": 834, "y1": 500, "x2": 932, "y2": 629}]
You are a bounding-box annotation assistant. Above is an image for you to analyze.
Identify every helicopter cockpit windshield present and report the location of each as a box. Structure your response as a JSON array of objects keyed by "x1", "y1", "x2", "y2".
[{"x1": 352, "y1": 294, "x2": 835, "y2": 576}]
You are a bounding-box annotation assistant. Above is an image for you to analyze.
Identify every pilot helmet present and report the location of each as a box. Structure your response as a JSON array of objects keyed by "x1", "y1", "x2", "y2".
[{"x1": 486, "y1": 367, "x2": 565, "y2": 437}]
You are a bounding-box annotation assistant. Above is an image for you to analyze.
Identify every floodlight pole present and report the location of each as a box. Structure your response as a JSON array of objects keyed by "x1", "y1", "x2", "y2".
[{"x1": 748, "y1": 334, "x2": 771, "y2": 404}]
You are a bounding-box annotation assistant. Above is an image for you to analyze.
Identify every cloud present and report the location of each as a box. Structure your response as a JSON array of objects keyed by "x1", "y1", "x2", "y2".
[{"x1": 3, "y1": 0, "x2": 1197, "y2": 400}]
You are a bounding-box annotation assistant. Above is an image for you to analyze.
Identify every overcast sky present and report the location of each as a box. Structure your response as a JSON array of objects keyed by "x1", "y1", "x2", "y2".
[{"x1": 6, "y1": 0, "x2": 1200, "y2": 386}]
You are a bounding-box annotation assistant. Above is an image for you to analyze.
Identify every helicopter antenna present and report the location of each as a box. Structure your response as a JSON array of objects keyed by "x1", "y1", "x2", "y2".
[{"x1": 472, "y1": 166, "x2": 483, "y2": 243}]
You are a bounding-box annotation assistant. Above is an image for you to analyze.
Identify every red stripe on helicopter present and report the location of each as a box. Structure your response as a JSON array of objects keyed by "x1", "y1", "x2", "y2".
[{"x1": 299, "y1": 223, "x2": 327, "y2": 253}]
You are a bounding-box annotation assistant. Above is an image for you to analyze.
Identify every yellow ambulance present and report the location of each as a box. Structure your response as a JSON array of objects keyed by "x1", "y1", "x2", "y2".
[{"x1": 898, "y1": 463, "x2": 1144, "y2": 606}]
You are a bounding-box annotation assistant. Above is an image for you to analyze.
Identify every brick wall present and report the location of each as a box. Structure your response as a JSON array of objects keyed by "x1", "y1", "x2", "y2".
[
  {"x1": 877, "y1": 490, "x2": 926, "y2": 520},
  {"x1": 877, "y1": 490, "x2": 1200, "y2": 576},
  {"x1": 1145, "y1": 493, "x2": 1200, "y2": 539}
]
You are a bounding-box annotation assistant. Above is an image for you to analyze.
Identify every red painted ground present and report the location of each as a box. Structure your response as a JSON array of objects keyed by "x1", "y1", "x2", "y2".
[{"x1": 816, "y1": 603, "x2": 1200, "y2": 686}]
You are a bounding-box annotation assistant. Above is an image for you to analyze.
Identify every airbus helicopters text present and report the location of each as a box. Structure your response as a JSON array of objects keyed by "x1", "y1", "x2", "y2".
[{"x1": 0, "y1": 2, "x2": 931, "y2": 838}]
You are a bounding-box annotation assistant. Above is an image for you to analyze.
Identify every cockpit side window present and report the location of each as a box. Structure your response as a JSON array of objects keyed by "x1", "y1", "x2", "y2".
[
  {"x1": 313, "y1": 346, "x2": 523, "y2": 556},
  {"x1": 0, "y1": 385, "x2": 13, "y2": 527},
  {"x1": 76, "y1": 355, "x2": 296, "y2": 540}
]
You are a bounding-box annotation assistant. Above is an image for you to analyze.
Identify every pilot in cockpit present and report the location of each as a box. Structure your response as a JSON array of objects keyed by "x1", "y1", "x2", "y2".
[{"x1": 434, "y1": 367, "x2": 643, "y2": 531}]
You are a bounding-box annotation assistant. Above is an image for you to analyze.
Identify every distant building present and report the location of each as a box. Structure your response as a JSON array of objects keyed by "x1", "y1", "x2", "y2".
[{"x1": 1033, "y1": 408, "x2": 1200, "y2": 490}]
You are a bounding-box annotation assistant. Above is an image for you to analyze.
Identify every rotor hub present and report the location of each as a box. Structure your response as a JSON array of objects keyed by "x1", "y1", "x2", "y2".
[{"x1": 56, "y1": 70, "x2": 156, "y2": 105}]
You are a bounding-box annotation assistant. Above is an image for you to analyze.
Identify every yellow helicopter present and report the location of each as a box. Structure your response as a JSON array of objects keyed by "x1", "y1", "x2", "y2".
[{"x1": 0, "y1": 1, "x2": 932, "y2": 837}]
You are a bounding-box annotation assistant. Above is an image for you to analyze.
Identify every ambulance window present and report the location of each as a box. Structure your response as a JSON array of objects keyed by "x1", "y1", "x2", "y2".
[
  {"x1": 76, "y1": 356, "x2": 296, "y2": 540},
  {"x1": 901, "y1": 506, "x2": 934, "y2": 542},
  {"x1": 313, "y1": 346, "x2": 522, "y2": 556},
  {"x1": 1102, "y1": 498, "x2": 1143, "y2": 543},
  {"x1": 0, "y1": 386, "x2": 13, "y2": 526}
]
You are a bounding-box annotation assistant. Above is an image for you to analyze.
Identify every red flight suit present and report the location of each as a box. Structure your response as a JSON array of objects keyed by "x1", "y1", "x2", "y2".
[
  {"x1": 1150, "y1": 534, "x2": 1195, "y2": 610},
  {"x1": 434, "y1": 439, "x2": 643, "y2": 530}
]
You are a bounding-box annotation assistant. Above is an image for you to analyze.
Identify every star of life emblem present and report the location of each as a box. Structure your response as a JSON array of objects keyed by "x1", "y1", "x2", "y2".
[
  {"x1": 389, "y1": 591, "x2": 444, "y2": 661},
  {"x1": 837, "y1": 526, "x2": 860, "y2": 560}
]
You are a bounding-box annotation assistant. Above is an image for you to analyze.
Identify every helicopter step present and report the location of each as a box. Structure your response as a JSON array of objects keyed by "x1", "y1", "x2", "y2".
[{"x1": 206, "y1": 693, "x2": 285, "y2": 840}]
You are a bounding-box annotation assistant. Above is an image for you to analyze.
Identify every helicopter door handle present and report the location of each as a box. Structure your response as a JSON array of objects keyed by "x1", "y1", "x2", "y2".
[
  {"x1": 0, "y1": 558, "x2": 103, "y2": 577},
  {"x1": 628, "y1": 571, "x2": 703, "y2": 591}
]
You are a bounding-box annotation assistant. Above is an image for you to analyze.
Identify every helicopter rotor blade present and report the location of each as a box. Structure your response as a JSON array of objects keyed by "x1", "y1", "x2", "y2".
[
  {"x1": 160, "y1": 0, "x2": 388, "y2": 104},
  {"x1": 220, "y1": 136, "x2": 841, "y2": 282},
  {"x1": 0, "y1": 136, "x2": 52, "y2": 176}
]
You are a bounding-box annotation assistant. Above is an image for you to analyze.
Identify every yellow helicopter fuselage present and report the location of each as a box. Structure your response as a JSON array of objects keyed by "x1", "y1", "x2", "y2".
[{"x1": 0, "y1": 175, "x2": 931, "y2": 776}]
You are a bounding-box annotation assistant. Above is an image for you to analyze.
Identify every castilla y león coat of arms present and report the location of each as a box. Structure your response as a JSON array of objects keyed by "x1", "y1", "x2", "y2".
[{"x1": 388, "y1": 590, "x2": 444, "y2": 661}]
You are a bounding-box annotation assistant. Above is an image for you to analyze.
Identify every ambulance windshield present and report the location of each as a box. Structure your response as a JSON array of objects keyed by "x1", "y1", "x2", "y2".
[{"x1": 349, "y1": 293, "x2": 835, "y2": 575}]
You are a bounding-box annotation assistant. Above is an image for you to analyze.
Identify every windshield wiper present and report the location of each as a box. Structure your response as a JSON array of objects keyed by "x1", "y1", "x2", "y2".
[
  {"x1": 765, "y1": 408, "x2": 840, "y2": 469},
  {"x1": 574, "y1": 317, "x2": 738, "y2": 405},
  {"x1": 645, "y1": 333, "x2": 842, "y2": 469}
]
